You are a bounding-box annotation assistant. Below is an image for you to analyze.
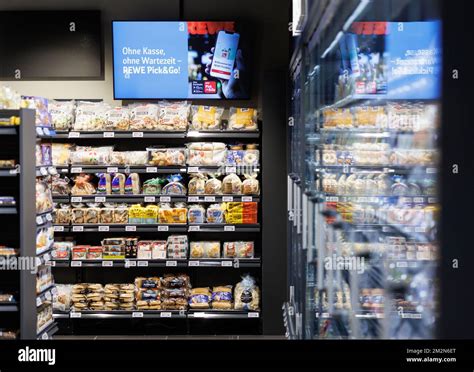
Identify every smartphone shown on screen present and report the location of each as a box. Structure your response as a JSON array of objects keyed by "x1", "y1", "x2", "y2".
[{"x1": 210, "y1": 30, "x2": 240, "y2": 80}]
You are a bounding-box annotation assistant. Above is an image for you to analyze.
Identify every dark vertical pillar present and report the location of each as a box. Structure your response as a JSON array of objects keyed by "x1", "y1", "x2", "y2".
[
  {"x1": 19, "y1": 108, "x2": 37, "y2": 340},
  {"x1": 262, "y1": 70, "x2": 287, "y2": 335}
]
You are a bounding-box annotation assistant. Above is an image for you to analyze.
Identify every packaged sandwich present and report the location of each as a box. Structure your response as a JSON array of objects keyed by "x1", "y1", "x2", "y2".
[
  {"x1": 188, "y1": 288, "x2": 211, "y2": 309},
  {"x1": 190, "y1": 105, "x2": 224, "y2": 131}
]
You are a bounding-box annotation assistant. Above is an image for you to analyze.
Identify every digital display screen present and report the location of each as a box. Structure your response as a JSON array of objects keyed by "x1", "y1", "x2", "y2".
[{"x1": 112, "y1": 21, "x2": 250, "y2": 100}]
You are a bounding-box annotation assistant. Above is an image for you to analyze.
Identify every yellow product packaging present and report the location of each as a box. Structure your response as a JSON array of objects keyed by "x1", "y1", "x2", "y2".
[
  {"x1": 225, "y1": 202, "x2": 244, "y2": 214},
  {"x1": 128, "y1": 204, "x2": 143, "y2": 224},
  {"x1": 144, "y1": 205, "x2": 158, "y2": 224},
  {"x1": 225, "y1": 213, "x2": 243, "y2": 224},
  {"x1": 228, "y1": 108, "x2": 258, "y2": 131},
  {"x1": 172, "y1": 208, "x2": 187, "y2": 224}
]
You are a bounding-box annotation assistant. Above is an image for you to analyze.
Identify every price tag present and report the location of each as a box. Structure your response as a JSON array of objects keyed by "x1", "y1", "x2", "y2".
[
  {"x1": 144, "y1": 196, "x2": 156, "y2": 203},
  {"x1": 396, "y1": 261, "x2": 408, "y2": 268},
  {"x1": 36, "y1": 297, "x2": 42, "y2": 307},
  {"x1": 40, "y1": 167, "x2": 48, "y2": 176},
  {"x1": 224, "y1": 225, "x2": 235, "y2": 232},
  {"x1": 221, "y1": 261, "x2": 233, "y2": 267},
  {"x1": 137, "y1": 261, "x2": 148, "y2": 267},
  {"x1": 54, "y1": 225, "x2": 64, "y2": 232},
  {"x1": 132, "y1": 132, "x2": 144, "y2": 138},
  {"x1": 36, "y1": 216, "x2": 44, "y2": 225},
  {"x1": 70, "y1": 312, "x2": 82, "y2": 318},
  {"x1": 248, "y1": 312, "x2": 259, "y2": 318},
  {"x1": 132, "y1": 312, "x2": 144, "y2": 318},
  {"x1": 428, "y1": 198, "x2": 437, "y2": 204},
  {"x1": 103, "y1": 132, "x2": 115, "y2": 138},
  {"x1": 226, "y1": 166, "x2": 237, "y2": 173},
  {"x1": 188, "y1": 261, "x2": 200, "y2": 267},
  {"x1": 382, "y1": 226, "x2": 390, "y2": 233},
  {"x1": 68, "y1": 131, "x2": 80, "y2": 138},
  {"x1": 45, "y1": 214, "x2": 53, "y2": 222},
  {"x1": 9, "y1": 169, "x2": 18, "y2": 175},
  {"x1": 160, "y1": 196, "x2": 171, "y2": 203},
  {"x1": 188, "y1": 167, "x2": 199, "y2": 173},
  {"x1": 102, "y1": 261, "x2": 113, "y2": 267},
  {"x1": 72, "y1": 226, "x2": 84, "y2": 232},
  {"x1": 158, "y1": 225, "x2": 169, "y2": 232},
  {"x1": 160, "y1": 312, "x2": 172, "y2": 318},
  {"x1": 193, "y1": 312, "x2": 206, "y2": 318},
  {"x1": 222, "y1": 196, "x2": 233, "y2": 202},
  {"x1": 71, "y1": 196, "x2": 82, "y2": 203},
  {"x1": 95, "y1": 196, "x2": 106, "y2": 203},
  {"x1": 166, "y1": 260, "x2": 177, "y2": 267},
  {"x1": 71, "y1": 167, "x2": 82, "y2": 174},
  {"x1": 426, "y1": 168, "x2": 437, "y2": 174},
  {"x1": 188, "y1": 225, "x2": 200, "y2": 232},
  {"x1": 98, "y1": 225, "x2": 110, "y2": 232},
  {"x1": 125, "y1": 225, "x2": 137, "y2": 232},
  {"x1": 146, "y1": 167, "x2": 158, "y2": 173},
  {"x1": 51, "y1": 287, "x2": 58, "y2": 295},
  {"x1": 188, "y1": 196, "x2": 199, "y2": 202},
  {"x1": 413, "y1": 197, "x2": 424, "y2": 204},
  {"x1": 71, "y1": 261, "x2": 82, "y2": 267},
  {"x1": 43, "y1": 128, "x2": 51, "y2": 136},
  {"x1": 41, "y1": 332, "x2": 49, "y2": 340},
  {"x1": 242, "y1": 196, "x2": 253, "y2": 202},
  {"x1": 107, "y1": 167, "x2": 118, "y2": 173},
  {"x1": 204, "y1": 196, "x2": 215, "y2": 202},
  {"x1": 36, "y1": 127, "x2": 44, "y2": 136},
  {"x1": 125, "y1": 260, "x2": 135, "y2": 268}
]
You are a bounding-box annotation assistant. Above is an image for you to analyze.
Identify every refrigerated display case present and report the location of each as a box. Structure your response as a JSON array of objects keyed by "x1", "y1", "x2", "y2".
[{"x1": 287, "y1": 0, "x2": 441, "y2": 339}]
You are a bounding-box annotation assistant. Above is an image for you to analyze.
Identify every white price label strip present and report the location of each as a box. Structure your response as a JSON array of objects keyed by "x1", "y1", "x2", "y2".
[
  {"x1": 160, "y1": 196, "x2": 171, "y2": 202},
  {"x1": 242, "y1": 196, "x2": 253, "y2": 202},
  {"x1": 160, "y1": 312, "x2": 172, "y2": 318},
  {"x1": 71, "y1": 167, "x2": 82, "y2": 173},
  {"x1": 36, "y1": 216, "x2": 44, "y2": 225},
  {"x1": 204, "y1": 196, "x2": 215, "y2": 202},
  {"x1": 71, "y1": 261, "x2": 82, "y2": 267},
  {"x1": 125, "y1": 260, "x2": 137, "y2": 268},
  {"x1": 188, "y1": 261, "x2": 199, "y2": 267},
  {"x1": 158, "y1": 226, "x2": 169, "y2": 232},
  {"x1": 70, "y1": 312, "x2": 82, "y2": 318},
  {"x1": 36, "y1": 127, "x2": 44, "y2": 136},
  {"x1": 36, "y1": 297, "x2": 42, "y2": 307},
  {"x1": 144, "y1": 196, "x2": 155, "y2": 203},
  {"x1": 45, "y1": 214, "x2": 53, "y2": 222},
  {"x1": 146, "y1": 167, "x2": 158, "y2": 173},
  {"x1": 226, "y1": 167, "x2": 237, "y2": 173},
  {"x1": 126, "y1": 225, "x2": 137, "y2": 232},
  {"x1": 189, "y1": 225, "x2": 200, "y2": 232},
  {"x1": 222, "y1": 196, "x2": 233, "y2": 202},
  {"x1": 221, "y1": 261, "x2": 233, "y2": 267},
  {"x1": 166, "y1": 261, "x2": 177, "y2": 267},
  {"x1": 72, "y1": 226, "x2": 84, "y2": 232},
  {"x1": 138, "y1": 261, "x2": 148, "y2": 267},
  {"x1": 132, "y1": 132, "x2": 144, "y2": 138},
  {"x1": 102, "y1": 261, "x2": 113, "y2": 267},
  {"x1": 98, "y1": 225, "x2": 110, "y2": 232},
  {"x1": 95, "y1": 196, "x2": 106, "y2": 203},
  {"x1": 54, "y1": 226, "x2": 64, "y2": 232},
  {"x1": 248, "y1": 312, "x2": 259, "y2": 318},
  {"x1": 132, "y1": 312, "x2": 144, "y2": 318},
  {"x1": 68, "y1": 132, "x2": 80, "y2": 138},
  {"x1": 107, "y1": 167, "x2": 118, "y2": 173},
  {"x1": 224, "y1": 225, "x2": 235, "y2": 232},
  {"x1": 41, "y1": 333, "x2": 49, "y2": 340},
  {"x1": 188, "y1": 167, "x2": 199, "y2": 173},
  {"x1": 188, "y1": 196, "x2": 199, "y2": 202},
  {"x1": 71, "y1": 197, "x2": 82, "y2": 203},
  {"x1": 103, "y1": 132, "x2": 115, "y2": 138}
]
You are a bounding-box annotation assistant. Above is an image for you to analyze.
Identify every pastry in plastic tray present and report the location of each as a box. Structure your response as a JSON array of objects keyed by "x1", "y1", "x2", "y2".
[
  {"x1": 53, "y1": 284, "x2": 73, "y2": 311},
  {"x1": 187, "y1": 142, "x2": 226, "y2": 166},
  {"x1": 52, "y1": 143, "x2": 73, "y2": 166},
  {"x1": 190, "y1": 241, "x2": 221, "y2": 258},
  {"x1": 70, "y1": 146, "x2": 113, "y2": 165},
  {"x1": 72, "y1": 246, "x2": 88, "y2": 260},
  {"x1": 130, "y1": 104, "x2": 159, "y2": 130},
  {"x1": 223, "y1": 241, "x2": 254, "y2": 258},
  {"x1": 105, "y1": 107, "x2": 130, "y2": 131},
  {"x1": 157, "y1": 101, "x2": 190, "y2": 131},
  {"x1": 36, "y1": 179, "x2": 53, "y2": 213},
  {"x1": 147, "y1": 147, "x2": 186, "y2": 166},
  {"x1": 190, "y1": 105, "x2": 224, "y2": 131},
  {"x1": 188, "y1": 288, "x2": 211, "y2": 309},
  {"x1": 211, "y1": 286, "x2": 233, "y2": 309},
  {"x1": 49, "y1": 100, "x2": 74, "y2": 130},
  {"x1": 137, "y1": 241, "x2": 152, "y2": 259},
  {"x1": 73, "y1": 101, "x2": 110, "y2": 131},
  {"x1": 228, "y1": 108, "x2": 258, "y2": 131},
  {"x1": 84, "y1": 207, "x2": 100, "y2": 224}
]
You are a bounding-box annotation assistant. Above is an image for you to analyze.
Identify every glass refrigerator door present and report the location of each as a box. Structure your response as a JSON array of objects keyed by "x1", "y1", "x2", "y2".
[{"x1": 303, "y1": 0, "x2": 441, "y2": 339}]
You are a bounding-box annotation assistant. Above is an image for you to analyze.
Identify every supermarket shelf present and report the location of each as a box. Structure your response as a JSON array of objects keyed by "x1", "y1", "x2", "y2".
[
  {"x1": 187, "y1": 195, "x2": 260, "y2": 203},
  {"x1": 65, "y1": 194, "x2": 187, "y2": 204},
  {"x1": 187, "y1": 165, "x2": 260, "y2": 175},
  {"x1": 52, "y1": 195, "x2": 70, "y2": 203},
  {"x1": 0, "y1": 206, "x2": 17, "y2": 214},
  {"x1": 188, "y1": 224, "x2": 260, "y2": 233},
  {"x1": 51, "y1": 258, "x2": 261, "y2": 268},
  {"x1": 53, "y1": 224, "x2": 188, "y2": 233},
  {"x1": 0, "y1": 126, "x2": 18, "y2": 135},
  {"x1": 36, "y1": 165, "x2": 58, "y2": 177},
  {"x1": 0, "y1": 302, "x2": 19, "y2": 312},
  {"x1": 314, "y1": 129, "x2": 436, "y2": 138},
  {"x1": 188, "y1": 310, "x2": 260, "y2": 319},
  {"x1": 0, "y1": 168, "x2": 19, "y2": 177},
  {"x1": 55, "y1": 310, "x2": 186, "y2": 319},
  {"x1": 36, "y1": 126, "x2": 56, "y2": 138},
  {"x1": 55, "y1": 166, "x2": 69, "y2": 174},
  {"x1": 323, "y1": 195, "x2": 438, "y2": 204},
  {"x1": 187, "y1": 130, "x2": 260, "y2": 138},
  {"x1": 54, "y1": 130, "x2": 187, "y2": 139},
  {"x1": 36, "y1": 321, "x2": 58, "y2": 340},
  {"x1": 36, "y1": 210, "x2": 54, "y2": 226},
  {"x1": 315, "y1": 164, "x2": 438, "y2": 174},
  {"x1": 69, "y1": 165, "x2": 187, "y2": 174}
]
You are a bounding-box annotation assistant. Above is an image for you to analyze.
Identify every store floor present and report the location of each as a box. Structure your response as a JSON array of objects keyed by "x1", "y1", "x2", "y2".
[{"x1": 55, "y1": 335, "x2": 286, "y2": 340}]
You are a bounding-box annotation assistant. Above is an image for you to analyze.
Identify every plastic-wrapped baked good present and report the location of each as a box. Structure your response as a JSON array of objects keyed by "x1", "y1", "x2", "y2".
[
  {"x1": 20, "y1": 96, "x2": 51, "y2": 127},
  {"x1": 161, "y1": 297, "x2": 188, "y2": 310},
  {"x1": 187, "y1": 142, "x2": 226, "y2": 166},
  {"x1": 137, "y1": 241, "x2": 152, "y2": 259},
  {"x1": 53, "y1": 284, "x2": 73, "y2": 311},
  {"x1": 228, "y1": 108, "x2": 258, "y2": 131},
  {"x1": 85, "y1": 207, "x2": 100, "y2": 224},
  {"x1": 243, "y1": 145, "x2": 259, "y2": 166},
  {"x1": 166, "y1": 236, "x2": 188, "y2": 259},
  {"x1": 113, "y1": 204, "x2": 129, "y2": 224},
  {"x1": 100, "y1": 207, "x2": 114, "y2": 224},
  {"x1": 135, "y1": 277, "x2": 161, "y2": 289},
  {"x1": 143, "y1": 204, "x2": 159, "y2": 224},
  {"x1": 242, "y1": 174, "x2": 259, "y2": 195},
  {"x1": 52, "y1": 241, "x2": 72, "y2": 260},
  {"x1": 188, "y1": 173, "x2": 207, "y2": 194},
  {"x1": 130, "y1": 104, "x2": 159, "y2": 130},
  {"x1": 52, "y1": 143, "x2": 73, "y2": 166},
  {"x1": 72, "y1": 246, "x2": 88, "y2": 260},
  {"x1": 49, "y1": 100, "x2": 75, "y2": 130},
  {"x1": 211, "y1": 286, "x2": 233, "y2": 309},
  {"x1": 73, "y1": 101, "x2": 110, "y2": 131},
  {"x1": 87, "y1": 247, "x2": 103, "y2": 260},
  {"x1": 52, "y1": 175, "x2": 71, "y2": 195},
  {"x1": 71, "y1": 174, "x2": 96, "y2": 195},
  {"x1": 223, "y1": 241, "x2": 254, "y2": 258},
  {"x1": 128, "y1": 204, "x2": 143, "y2": 224},
  {"x1": 161, "y1": 273, "x2": 190, "y2": 288},
  {"x1": 189, "y1": 241, "x2": 221, "y2": 258},
  {"x1": 152, "y1": 241, "x2": 167, "y2": 259},
  {"x1": 126, "y1": 151, "x2": 148, "y2": 166},
  {"x1": 204, "y1": 175, "x2": 222, "y2": 194},
  {"x1": 105, "y1": 107, "x2": 130, "y2": 131},
  {"x1": 70, "y1": 146, "x2": 113, "y2": 165},
  {"x1": 188, "y1": 204, "x2": 206, "y2": 224},
  {"x1": 234, "y1": 275, "x2": 260, "y2": 311},
  {"x1": 125, "y1": 173, "x2": 140, "y2": 195},
  {"x1": 206, "y1": 203, "x2": 225, "y2": 224},
  {"x1": 147, "y1": 148, "x2": 186, "y2": 166},
  {"x1": 157, "y1": 101, "x2": 190, "y2": 131},
  {"x1": 36, "y1": 179, "x2": 53, "y2": 213},
  {"x1": 188, "y1": 288, "x2": 211, "y2": 309},
  {"x1": 135, "y1": 288, "x2": 160, "y2": 301},
  {"x1": 222, "y1": 173, "x2": 242, "y2": 194},
  {"x1": 72, "y1": 208, "x2": 86, "y2": 224},
  {"x1": 226, "y1": 145, "x2": 245, "y2": 166},
  {"x1": 96, "y1": 173, "x2": 111, "y2": 195},
  {"x1": 158, "y1": 204, "x2": 187, "y2": 224},
  {"x1": 142, "y1": 178, "x2": 163, "y2": 195},
  {"x1": 162, "y1": 174, "x2": 186, "y2": 195},
  {"x1": 111, "y1": 173, "x2": 126, "y2": 195},
  {"x1": 190, "y1": 105, "x2": 224, "y2": 131}
]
